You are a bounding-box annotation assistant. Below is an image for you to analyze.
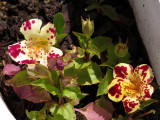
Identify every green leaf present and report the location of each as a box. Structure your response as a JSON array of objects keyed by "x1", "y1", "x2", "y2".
[
  {"x1": 64, "y1": 62, "x2": 77, "y2": 78},
  {"x1": 53, "y1": 13, "x2": 65, "y2": 34},
  {"x1": 62, "y1": 86, "x2": 87, "y2": 100},
  {"x1": 93, "y1": 36, "x2": 112, "y2": 52},
  {"x1": 87, "y1": 41, "x2": 101, "y2": 58},
  {"x1": 31, "y1": 78, "x2": 59, "y2": 96},
  {"x1": 85, "y1": 4, "x2": 98, "y2": 11},
  {"x1": 50, "y1": 103, "x2": 76, "y2": 120},
  {"x1": 50, "y1": 70, "x2": 60, "y2": 86},
  {"x1": 26, "y1": 105, "x2": 47, "y2": 120},
  {"x1": 101, "y1": 5, "x2": 119, "y2": 21},
  {"x1": 73, "y1": 58, "x2": 92, "y2": 69},
  {"x1": 141, "y1": 99, "x2": 158, "y2": 110},
  {"x1": 46, "y1": 115, "x2": 54, "y2": 120},
  {"x1": 6, "y1": 70, "x2": 34, "y2": 86},
  {"x1": 77, "y1": 47, "x2": 85, "y2": 58},
  {"x1": 119, "y1": 53, "x2": 131, "y2": 64},
  {"x1": 77, "y1": 63, "x2": 102, "y2": 85},
  {"x1": 56, "y1": 33, "x2": 68, "y2": 41},
  {"x1": 99, "y1": 61, "x2": 115, "y2": 68},
  {"x1": 97, "y1": 68, "x2": 113, "y2": 96},
  {"x1": 27, "y1": 63, "x2": 52, "y2": 79},
  {"x1": 107, "y1": 44, "x2": 117, "y2": 66},
  {"x1": 72, "y1": 32, "x2": 87, "y2": 49}
]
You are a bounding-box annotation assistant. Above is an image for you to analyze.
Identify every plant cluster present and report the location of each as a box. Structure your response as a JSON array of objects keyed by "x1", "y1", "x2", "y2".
[{"x1": 2, "y1": 12, "x2": 157, "y2": 120}]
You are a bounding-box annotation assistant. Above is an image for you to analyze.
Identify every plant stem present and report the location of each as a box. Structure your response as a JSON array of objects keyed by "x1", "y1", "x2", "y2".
[
  {"x1": 49, "y1": 77, "x2": 55, "y2": 86},
  {"x1": 84, "y1": 37, "x2": 90, "y2": 62},
  {"x1": 126, "y1": 112, "x2": 137, "y2": 120},
  {"x1": 133, "y1": 110, "x2": 155, "y2": 119},
  {"x1": 58, "y1": 78, "x2": 65, "y2": 105}
]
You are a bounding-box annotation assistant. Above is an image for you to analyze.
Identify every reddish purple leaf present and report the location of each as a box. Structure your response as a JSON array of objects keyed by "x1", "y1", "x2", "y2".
[
  {"x1": 95, "y1": 96, "x2": 115, "y2": 114},
  {"x1": 48, "y1": 57, "x2": 57, "y2": 69},
  {"x1": 75, "y1": 102, "x2": 112, "y2": 120},
  {"x1": 48, "y1": 57, "x2": 66, "y2": 70},
  {"x1": 3, "y1": 64, "x2": 20, "y2": 76},
  {"x1": 13, "y1": 85, "x2": 52, "y2": 103}
]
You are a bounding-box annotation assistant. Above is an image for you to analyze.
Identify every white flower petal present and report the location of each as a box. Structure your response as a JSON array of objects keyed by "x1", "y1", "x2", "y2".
[
  {"x1": 47, "y1": 46, "x2": 63, "y2": 60},
  {"x1": 40, "y1": 22, "x2": 56, "y2": 45},
  {"x1": 8, "y1": 40, "x2": 32, "y2": 63},
  {"x1": 20, "y1": 19, "x2": 42, "y2": 40}
]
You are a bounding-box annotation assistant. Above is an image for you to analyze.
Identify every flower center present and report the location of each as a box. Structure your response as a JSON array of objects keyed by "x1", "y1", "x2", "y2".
[
  {"x1": 123, "y1": 76, "x2": 141, "y2": 97},
  {"x1": 28, "y1": 36, "x2": 48, "y2": 49},
  {"x1": 27, "y1": 36, "x2": 49, "y2": 59}
]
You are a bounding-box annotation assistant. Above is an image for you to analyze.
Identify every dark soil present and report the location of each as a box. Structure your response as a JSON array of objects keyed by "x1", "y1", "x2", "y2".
[{"x1": 0, "y1": 0, "x2": 160, "y2": 120}]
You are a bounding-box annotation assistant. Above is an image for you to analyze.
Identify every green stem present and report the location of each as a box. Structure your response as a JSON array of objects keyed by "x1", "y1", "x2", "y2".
[
  {"x1": 84, "y1": 37, "x2": 90, "y2": 62},
  {"x1": 49, "y1": 77, "x2": 55, "y2": 86},
  {"x1": 58, "y1": 78, "x2": 65, "y2": 105}
]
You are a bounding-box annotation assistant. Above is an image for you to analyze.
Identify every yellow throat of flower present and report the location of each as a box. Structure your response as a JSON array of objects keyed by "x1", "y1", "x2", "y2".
[{"x1": 27, "y1": 36, "x2": 49, "y2": 59}]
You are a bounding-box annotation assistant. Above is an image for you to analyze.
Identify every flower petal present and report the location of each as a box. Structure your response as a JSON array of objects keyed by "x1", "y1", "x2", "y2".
[
  {"x1": 108, "y1": 77, "x2": 125, "y2": 102},
  {"x1": 134, "y1": 64, "x2": 154, "y2": 84},
  {"x1": 8, "y1": 40, "x2": 33, "y2": 63},
  {"x1": 122, "y1": 97, "x2": 140, "y2": 113},
  {"x1": 138, "y1": 84, "x2": 154, "y2": 101},
  {"x1": 8, "y1": 40, "x2": 44, "y2": 65},
  {"x1": 40, "y1": 22, "x2": 56, "y2": 45},
  {"x1": 47, "y1": 47, "x2": 63, "y2": 60},
  {"x1": 113, "y1": 63, "x2": 133, "y2": 79},
  {"x1": 20, "y1": 19, "x2": 42, "y2": 40}
]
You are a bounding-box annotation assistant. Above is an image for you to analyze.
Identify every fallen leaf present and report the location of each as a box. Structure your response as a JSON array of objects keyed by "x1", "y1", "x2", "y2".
[
  {"x1": 3, "y1": 64, "x2": 20, "y2": 76},
  {"x1": 13, "y1": 85, "x2": 52, "y2": 103},
  {"x1": 75, "y1": 102, "x2": 112, "y2": 120}
]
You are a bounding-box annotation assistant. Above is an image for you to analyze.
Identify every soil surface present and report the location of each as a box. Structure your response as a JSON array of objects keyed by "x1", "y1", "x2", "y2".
[{"x1": 0, "y1": 0, "x2": 160, "y2": 120}]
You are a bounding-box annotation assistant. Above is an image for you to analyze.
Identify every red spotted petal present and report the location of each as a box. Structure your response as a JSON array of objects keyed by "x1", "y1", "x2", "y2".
[
  {"x1": 122, "y1": 97, "x2": 140, "y2": 113},
  {"x1": 20, "y1": 19, "x2": 42, "y2": 40},
  {"x1": 134, "y1": 64, "x2": 154, "y2": 84},
  {"x1": 138, "y1": 84, "x2": 154, "y2": 101},
  {"x1": 9, "y1": 19, "x2": 63, "y2": 67},
  {"x1": 40, "y1": 22, "x2": 56, "y2": 45},
  {"x1": 113, "y1": 63, "x2": 133, "y2": 79},
  {"x1": 8, "y1": 40, "x2": 34, "y2": 63},
  {"x1": 8, "y1": 40, "x2": 47, "y2": 66},
  {"x1": 47, "y1": 47, "x2": 63, "y2": 60},
  {"x1": 108, "y1": 77, "x2": 125, "y2": 102}
]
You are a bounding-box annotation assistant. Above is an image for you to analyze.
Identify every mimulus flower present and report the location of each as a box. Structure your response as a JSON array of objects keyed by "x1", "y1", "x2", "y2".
[
  {"x1": 8, "y1": 19, "x2": 63, "y2": 67},
  {"x1": 108, "y1": 63, "x2": 154, "y2": 113}
]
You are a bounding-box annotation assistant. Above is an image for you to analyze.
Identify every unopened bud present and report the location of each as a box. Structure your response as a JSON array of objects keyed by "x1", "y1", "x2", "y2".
[
  {"x1": 81, "y1": 16, "x2": 94, "y2": 38},
  {"x1": 56, "y1": 59, "x2": 65, "y2": 70},
  {"x1": 114, "y1": 43, "x2": 128, "y2": 57}
]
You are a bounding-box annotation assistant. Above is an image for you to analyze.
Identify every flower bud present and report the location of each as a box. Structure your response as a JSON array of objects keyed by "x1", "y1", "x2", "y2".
[
  {"x1": 114, "y1": 43, "x2": 128, "y2": 57},
  {"x1": 56, "y1": 59, "x2": 65, "y2": 71},
  {"x1": 81, "y1": 16, "x2": 94, "y2": 38}
]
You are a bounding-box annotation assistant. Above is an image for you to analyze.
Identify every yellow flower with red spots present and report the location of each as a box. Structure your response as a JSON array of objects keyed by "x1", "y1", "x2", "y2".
[
  {"x1": 8, "y1": 19, "x2": 63, "y2": 67},
  {"x1": 108, "y1": 63, "x2": 154, "y2": 113}
]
